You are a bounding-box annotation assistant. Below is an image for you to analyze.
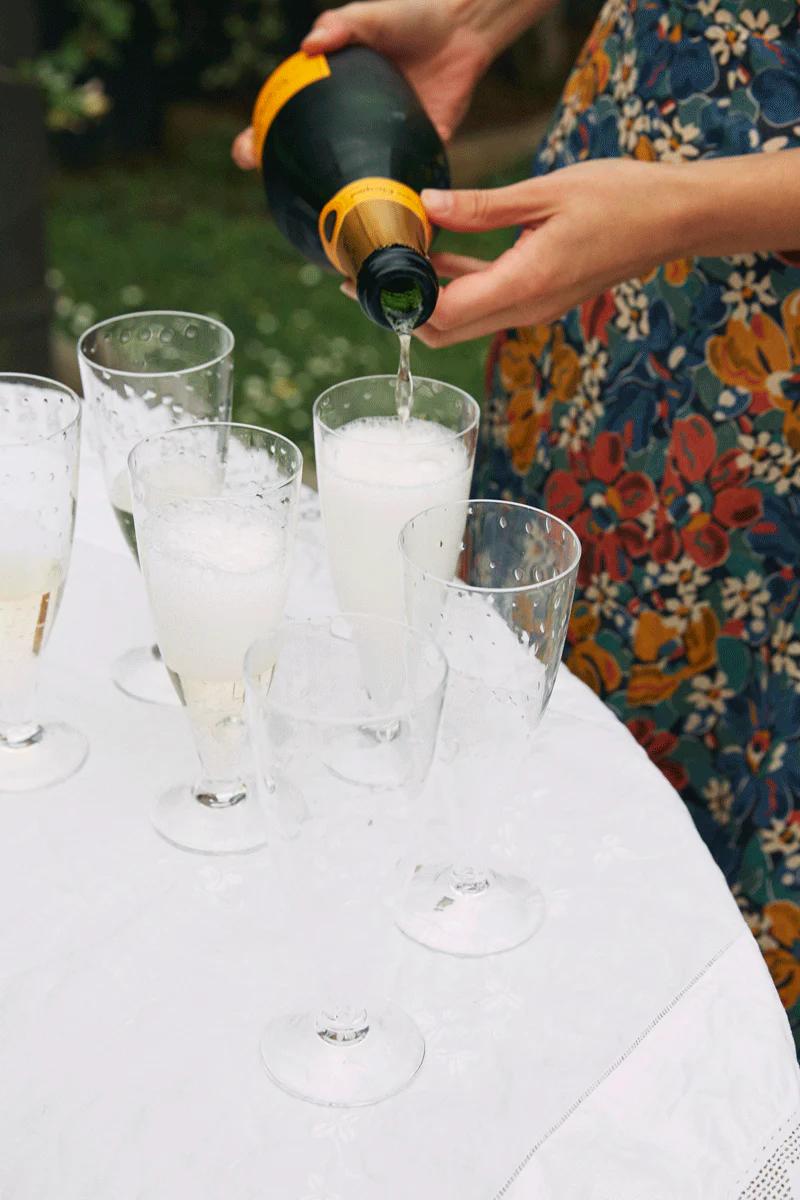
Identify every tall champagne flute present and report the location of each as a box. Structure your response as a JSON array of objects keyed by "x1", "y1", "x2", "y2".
[
  {"x1": 129, "y1": 422, "x2": 302, "y2": 854},
  {"x1": 398, "y1": 500, "x2": 581, "y2": 956},
  {"x1": 0, "y1": 374, "x2": 88, "y2": 791},
  {"x1": 245, "y1": 615, "x2": 447, "y2": 1106},
  {"x1": 78, "y1": 311, "x2": 234, "y2": 705},
  {"x1": 313, "y1": 376, "x2": 479, "y2": 621}
]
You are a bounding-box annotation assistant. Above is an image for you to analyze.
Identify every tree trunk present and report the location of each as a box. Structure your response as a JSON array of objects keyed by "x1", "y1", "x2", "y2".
[{"x1": 0, "y1": 0, "x2": 51, "y2": 374}]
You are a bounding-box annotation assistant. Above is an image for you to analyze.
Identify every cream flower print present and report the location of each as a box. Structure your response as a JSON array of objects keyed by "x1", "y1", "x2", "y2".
[
  {"x1": 704, "y1": 777, "x2": 734, "y2": 825},
  {"x1": 653, "y1": 115, "x2": 702, "y2": 162},
  {"x1": 721, "y1": 269, "x2": 777, "y2": 321},
  {"x1": 738, "y1": 432, "x2": 800, "y2": 494},
  {"x1": 585, "y1": 571, "x2": 621, "y2": 618},
  {"x1": 706, "y1": 10, "x2": 748, "y2": 63},
  {"x1": 579, "y1": 338, "x2": 609, "y2": 399},
  {"x1": 760, "y1": 817, "x2": 800, "y2": 859},
  {"x1": 771, "y1": 620, "x2": 800, "y2": 681},
  {"x1": 613, "y1": 48, "x2": 639, "y2": 100},
  {"x1": 658, "y1": 557, "x2": 711, "y2": 617},
  {"x1": 613, "y1": 282, "x2": 650, "y2": 340},
  {"x1": 740, "y1": 7, "x2": 782, "y2": 39},
  {"x1": 721, "y1": 571, "x2": 770, "y2": 622},
  {"x1": 689, "y1": 670, "x2": 735, "y2": 715},
  {"x1": 618, "y1": 96, "x2": 651, "y2": 152},
  {"x1": 557, "y1": 393, "x2": 600, "y2": 450}
]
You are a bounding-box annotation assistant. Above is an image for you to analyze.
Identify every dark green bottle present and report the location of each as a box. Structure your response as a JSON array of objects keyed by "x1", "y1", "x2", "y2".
[{"x1": 251, "y1": 46, "x2": 450, "y2": 331}]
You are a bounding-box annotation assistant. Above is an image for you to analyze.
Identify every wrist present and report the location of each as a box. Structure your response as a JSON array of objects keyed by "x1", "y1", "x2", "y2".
[{"x1": 451, "y1": 0, "x2": 552, "y2": 63}]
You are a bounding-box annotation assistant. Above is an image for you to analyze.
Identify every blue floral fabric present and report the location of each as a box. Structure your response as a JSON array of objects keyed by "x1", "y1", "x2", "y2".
[{"x1": 475, "y1": 0, "x2": 800, "y2": 1039}]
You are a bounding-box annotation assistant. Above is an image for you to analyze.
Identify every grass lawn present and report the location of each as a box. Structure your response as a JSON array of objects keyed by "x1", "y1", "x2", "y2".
[{"x1": 48, "y1": 112, "x2": 523, "y2": 463}]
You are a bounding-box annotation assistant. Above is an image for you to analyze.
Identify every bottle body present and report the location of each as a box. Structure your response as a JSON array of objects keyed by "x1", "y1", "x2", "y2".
[{"x1": 252, "y1": 47, "x2": 450, "y2": 330}]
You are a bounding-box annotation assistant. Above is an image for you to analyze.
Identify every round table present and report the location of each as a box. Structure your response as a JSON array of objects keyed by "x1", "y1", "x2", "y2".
[{"x1": 1, "y1": 446, "x2": 798, "y2": 1200}]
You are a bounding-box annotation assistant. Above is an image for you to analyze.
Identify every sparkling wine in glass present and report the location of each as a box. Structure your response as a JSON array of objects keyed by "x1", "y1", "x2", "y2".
[
  {"x1": 398, "y1": 500, "x2": 581, "y2": 956},
  {"x1": 245, "y1": 614, "x2": 447, "y2": 1106},
  {"x1": 129, "y1": 422, "x2": 302, "y2": 854},
  {"x1": 0, "y1": 374, "x2": 88, "y2": 791},
  {"x1": 77, "y1": 310, "x2": 234, "y2": 704},
  {"x1": 313, "y1": 376, "x2": 479, "y2": 621}
]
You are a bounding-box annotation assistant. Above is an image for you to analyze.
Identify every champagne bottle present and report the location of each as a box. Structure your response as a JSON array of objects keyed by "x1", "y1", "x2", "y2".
[{"x1": 251, "y1": 47, "x2": 450, "y2": 331}]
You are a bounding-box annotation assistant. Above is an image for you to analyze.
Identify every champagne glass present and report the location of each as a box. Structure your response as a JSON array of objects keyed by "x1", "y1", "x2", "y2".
[
  {"x1": 398, "y1": 500, "x2": 581, "y2": 956},
  {"x1": 245, "y1": 615, "x2": 447, "y2": 1106},
  {"x1": 129, "y1": 422, "x2": 302, "y2": 854},
  {"x1": 313, "y1": 376, "x2": 479, "y2": 621},
  {"x1": 0, "y1": 374, "x2": 87, "y2": 791},
  {"x1": 77, "y1": 311, "x2": 234, "y2": 705}
]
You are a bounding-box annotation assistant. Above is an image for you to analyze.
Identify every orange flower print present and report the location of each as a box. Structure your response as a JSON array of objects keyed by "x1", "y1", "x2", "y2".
[
  {"x1": 763, "y1": 901, "x2": 800, "y2": 1010},
  {"x1": 566, "y1": 601, "x2": 623, "y2": 695},
  {"x1": 707, "y1": 292, "x2": 800, "y2": 451},
  {"x1": 627, "y1": 605, "x2": 719, "y2": 706},
  {"x1": 506, "y1": 388, "x2": 554, "y2": 475}
]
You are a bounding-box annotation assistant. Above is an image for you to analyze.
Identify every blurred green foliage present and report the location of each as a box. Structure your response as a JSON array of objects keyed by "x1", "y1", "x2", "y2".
[{"x1": 49, "y1": 115, "x2": 520, "y2": 462}]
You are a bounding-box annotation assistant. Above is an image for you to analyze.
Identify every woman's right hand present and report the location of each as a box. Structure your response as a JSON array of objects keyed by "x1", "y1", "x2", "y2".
[{"x1": 232, "y1": 0, "x2": 496, "y2": 170}]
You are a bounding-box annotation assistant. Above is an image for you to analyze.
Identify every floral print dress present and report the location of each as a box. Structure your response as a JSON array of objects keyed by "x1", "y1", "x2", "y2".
[{"x1": 475, "y1": 0, "x2": 800, "y2": 1043}]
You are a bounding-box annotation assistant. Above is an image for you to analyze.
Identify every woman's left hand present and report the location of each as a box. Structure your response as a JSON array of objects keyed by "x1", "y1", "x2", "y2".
[{"x1": 413, "y1": 159, "x2": 692, "y2": 346}]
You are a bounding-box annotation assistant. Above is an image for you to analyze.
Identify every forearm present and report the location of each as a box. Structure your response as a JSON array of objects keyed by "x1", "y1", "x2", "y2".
[
  {"x1": 669, "y1": 149, "x2": 800, "y2": 259},
  {"x1": 452, "y1": 0, "x2": 560, "y2": 60}
]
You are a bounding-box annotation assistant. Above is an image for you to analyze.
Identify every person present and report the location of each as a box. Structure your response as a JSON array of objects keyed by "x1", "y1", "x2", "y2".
[{"x1": 234, "y1": 0, "x2": 800, "y2": 1047}]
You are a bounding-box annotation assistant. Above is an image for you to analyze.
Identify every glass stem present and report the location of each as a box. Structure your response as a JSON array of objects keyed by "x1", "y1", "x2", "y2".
[
  {"x1": 187, "y1": 704, "x2": 251, "y2": 809},
  {"x1": 0, "y1": 656, "x2": 42, "y2": 749},
  {"x1": 315, "y1": 1005, "x2": 370, "y2": 1046}
]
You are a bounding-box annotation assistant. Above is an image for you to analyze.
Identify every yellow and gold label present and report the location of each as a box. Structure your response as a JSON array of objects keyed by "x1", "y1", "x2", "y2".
[
  {"x1": 318, "y1": 178, "x2": 432, "y2": 278},
  {"x1": 251, "y1": 51, "x2": 331, "y2": 158}
]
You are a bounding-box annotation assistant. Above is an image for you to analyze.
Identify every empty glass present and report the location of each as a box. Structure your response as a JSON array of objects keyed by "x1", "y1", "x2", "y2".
[
  {"x1": 313, "y1": 376, "x2": 479, "y2": 621},
  {"x1": 0, "y1": 374, "x2": 87, "y2": 791},
  {"x1": 245, "y1": 615, "x2": 447, "y2": 1106},
  {"x1": 129, "y1": 422, "x2": 302, "y2": 854},
  {"x1": 398, "y1": 500, "x2": 581, "y2": 956},
  {"x1": 77, "y1": 311, "x2": 234, "y2": 705}
]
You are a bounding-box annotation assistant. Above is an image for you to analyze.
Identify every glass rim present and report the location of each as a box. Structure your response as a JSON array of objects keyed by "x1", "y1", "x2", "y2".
[
  {"x1": 312, "y1": 374, "x2": 480, "y2": 447},
  {"x1": 399, "y1": 499, "x2": 582, "y2": 595},
  {"x1": 77, "y1": 310, "x2": 235, "y2": 380},
  {"x1": 127, "y1": 420, "x2": 304, "y2": 489},
  {"x1": 0, "y1": 372, "x2": 82, "y2": 446},
  {"x1": 244, "y1": 612, "x2": 449, "y2": 727}
]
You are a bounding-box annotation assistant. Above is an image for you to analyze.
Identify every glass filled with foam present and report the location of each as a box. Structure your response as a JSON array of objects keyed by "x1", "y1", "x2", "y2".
[
  {"x1": 129, "y1": 422, "x2": 302, "y2": 855},
  {"x1": 313, "y1": 376, "x2": 479, "y2": 621}
]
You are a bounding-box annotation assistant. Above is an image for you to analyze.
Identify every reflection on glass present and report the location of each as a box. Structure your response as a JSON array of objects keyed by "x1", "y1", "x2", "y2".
[
  {"x1": 78, "y1": 310, "x2": 234, "y2": 704},
  {"x1": 0, "y1": 374, "x2": 88, "y2": 791},
  {"x1": 245, "y1": 615, "x2": 447, "y2": 1106},
  {"x1": 399, "y1": 500, "x2": 581, "y2": 956}
]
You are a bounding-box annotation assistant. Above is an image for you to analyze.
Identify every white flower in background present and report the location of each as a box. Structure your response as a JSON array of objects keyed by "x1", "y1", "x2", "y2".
[
  {"x1": 760, "y1": 817, "x2": 800, "y2": 863},
  {"x1": 614, "y1": 282, "x2": 650, "y2": 341},
  {"x1": 771, "y1": 620, "x2": 800, "y2": 680},
  {"x1": 738, "y1": 432, "x2": 800, "y2": 493},
  {"x1": 722, "y1": 269, "x2": 777, "y2": 320},
  {"x1": 698, "y1": 0, "x2": 724, "y2": 16},
  {"x1": 659, "y1": 555, "x2": 711, "y2": 595},
  {"x1": 654, "y1": 115, "x2": 702, "y2": 162},
  {"x1": 767, "y1": 446, "x2": 800, "y2": 495},
  {"x1": 585, "y1": 571, "x2": 621, "y2": 618},
  {"x1": 618, "y1": 96, "x2": 650, "y2": 153},
  {"x1": 689, "y1": 670, "x2": 735, "y2": 714},
  {"x1": 557, "y1": 403, "x2": 595, "y2": 451},
  {"x1": 763, "y1": 135, "x2": 790, "y2": 153},
  {"x1": 706, "y1": 10, "x2": 748, "y2": 63},
  {"x1": 721, "y1": 571, "x2": 770, "y2": 621},
  {"x1": 704, "y1": 777, "x2": 734, "y2": 824},
  {"x1": 740, "y1": 8, "x2": 782, "y2": 39}
]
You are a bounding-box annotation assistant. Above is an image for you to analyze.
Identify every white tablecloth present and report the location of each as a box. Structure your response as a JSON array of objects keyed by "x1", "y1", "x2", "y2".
[{"x1": 1, "y1": 450, "x2": 799, "y2": 1200}]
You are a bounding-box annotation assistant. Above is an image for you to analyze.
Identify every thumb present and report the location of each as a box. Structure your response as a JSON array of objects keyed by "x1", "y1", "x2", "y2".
[
  {"x1": 302, "y1": 3, "x2": 389, "y2": 54},
  {"x1": 421, "y1": 180, "x2": 546, "y2": 233}
]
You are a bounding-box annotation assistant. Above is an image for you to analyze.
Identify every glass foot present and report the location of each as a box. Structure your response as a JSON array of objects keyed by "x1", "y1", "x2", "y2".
[
  {"x1": 112, "y1": 644, "x2": 179, "y2": 707},
  {"x1": 153, "y1": 785, "x2": 267, "y2": 855},
  {"x1": 0, "y1": 721, "x2": 88, "y2": 793},
  {"x1": 260, "y1": 1002, "x2": 424, "y2": 1107},
  {"x1": 394, "y1": 863, "x2": 546, "y2": 957}
]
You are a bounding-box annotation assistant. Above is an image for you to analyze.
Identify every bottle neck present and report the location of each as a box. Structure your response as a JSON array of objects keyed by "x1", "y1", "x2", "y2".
[{"x1": 356, "y1": 246, "x2": 439, "y2": 331}]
